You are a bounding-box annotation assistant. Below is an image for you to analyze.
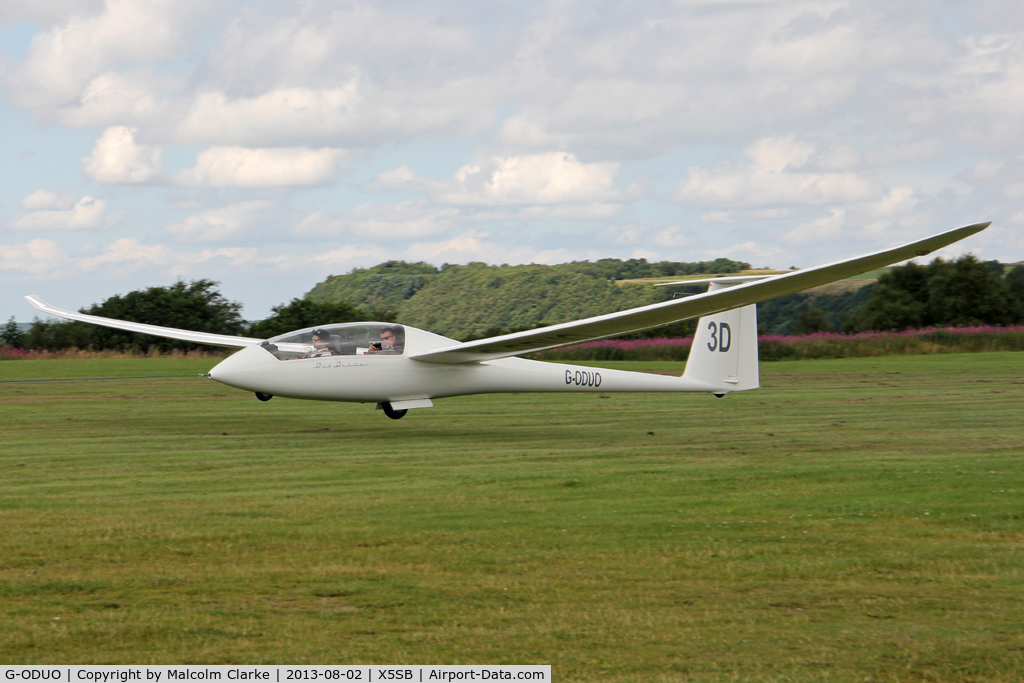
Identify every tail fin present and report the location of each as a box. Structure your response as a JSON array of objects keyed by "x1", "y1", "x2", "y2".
[{"x1": 682, "y1": 281, "x2": 759, "y2": 394}]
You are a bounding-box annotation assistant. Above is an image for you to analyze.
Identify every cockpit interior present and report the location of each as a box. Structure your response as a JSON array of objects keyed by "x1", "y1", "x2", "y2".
[{"x1": 260, "y1": 323, "x2": 406, "y2": 360}]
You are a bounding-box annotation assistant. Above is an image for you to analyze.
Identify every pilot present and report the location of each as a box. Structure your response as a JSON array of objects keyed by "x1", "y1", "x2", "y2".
[
  {"x1": 302, "y1": 328, "x2": 336, "y2": 358},
  {"x1": 366, "y1": 326, "x2": 404, "y2": 355}
]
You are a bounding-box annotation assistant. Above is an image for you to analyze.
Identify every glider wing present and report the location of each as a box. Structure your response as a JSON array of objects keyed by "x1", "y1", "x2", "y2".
[
  {"x1": 23, "y1": 295, "x2": 264, "y2": 348},
  {"x1": 410, "y1": 222, "x2": 990, "y2": 364}
]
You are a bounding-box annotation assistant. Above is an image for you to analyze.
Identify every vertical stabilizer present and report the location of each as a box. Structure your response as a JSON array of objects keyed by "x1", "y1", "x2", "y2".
[{"x1": 682, "y1": 281, "x2": 759, "y2": 394}]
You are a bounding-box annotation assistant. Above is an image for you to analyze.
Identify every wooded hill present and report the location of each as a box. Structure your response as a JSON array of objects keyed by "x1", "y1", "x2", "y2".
[{"x1": 306, "y1": 258, "x2": 750, "y2": 340}]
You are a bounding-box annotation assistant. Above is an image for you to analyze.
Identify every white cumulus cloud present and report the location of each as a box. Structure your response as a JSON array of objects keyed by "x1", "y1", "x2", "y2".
[
  {"x1": 403, "y1": 231, "x2": 498, "y2": 263},
  {"x1": 176, "y1": 86, "x2": 361, "y2": 147},
  {"x1": 8, "y1": 0, "x2": 207, "y2": 108},
  {"x1": 782, "y1": 187, "x2": 930, "y2": 246},
  {"x1": 264, "y1": 245, "x2": 389, "y2": 273},
  {"x1": 173, "y1": 147, "x2": 346, "y2": 187},
  {"x1": 76, "y1": 238, "x2": 172, "y2": 272},
  {"x1": 449, "y1": 153, "x2": 620, "y2": 205},
  {"x1": 20, "y1": 189, "x2": 76, "y2": 211},
  {"x1": 58, "y1": 70, "x2": 166, "y2": 128},
  {"x1": 370, "y1": 152, "x2": 621, "y2": 206},
  {"x1": 515, "y1": 203, "x2": 626, "y2": 219},
  {"x1": 651, "y1": 226, "x2": 692, "y2": 249},
  {"x1": 292, "y1": 202, "x2": 460, "y2": 241},
  {"x1": 82, "y1": 126, "x2": 162, "y2": 183},
  {"x1": 8, "y1": 196, "x2": 109, "y2": 231},
  {"x1": 673, "y1": 136, "x2": 885, "y2": 207},
  {"x1": 0, "y1": 239, "x2": 68, "y2": 274},
  {"x1": 164, "y1": 201, "x2": 275, "y2": 243}
]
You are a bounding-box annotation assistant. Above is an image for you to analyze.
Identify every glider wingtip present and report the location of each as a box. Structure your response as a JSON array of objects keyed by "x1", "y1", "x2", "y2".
[
  {"x1": 908, "y1": 222, "x2": 989, "y2": 257},
  {"x1": 960, "y1": 221, "x2": 991, "y2": 234}
]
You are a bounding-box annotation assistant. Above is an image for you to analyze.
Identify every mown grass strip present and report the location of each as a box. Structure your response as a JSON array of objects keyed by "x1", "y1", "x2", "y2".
[{"x1": 1, "y1": 353, "x2": 1022, "y2": 681}]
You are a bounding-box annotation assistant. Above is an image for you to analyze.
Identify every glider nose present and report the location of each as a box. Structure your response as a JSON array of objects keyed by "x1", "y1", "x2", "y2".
[{"x1": 209, "y1": 344, "x2": 274, "y2": 391}]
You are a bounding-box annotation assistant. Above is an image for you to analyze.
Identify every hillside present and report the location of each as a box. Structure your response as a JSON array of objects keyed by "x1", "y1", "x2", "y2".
[{"x1": 306, "y1": 260, "x2": 440, "y2": 313}]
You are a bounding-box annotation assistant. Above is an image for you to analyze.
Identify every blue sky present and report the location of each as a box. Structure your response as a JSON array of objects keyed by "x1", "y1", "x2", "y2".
[{"x1": 2, "y1": 0, "x2": 1022, "y2": 322}]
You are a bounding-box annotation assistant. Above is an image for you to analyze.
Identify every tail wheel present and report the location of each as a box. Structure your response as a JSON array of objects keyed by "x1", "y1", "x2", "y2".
[{"x1": 382, "y1": 402, "x2": 408, "y2": 420}]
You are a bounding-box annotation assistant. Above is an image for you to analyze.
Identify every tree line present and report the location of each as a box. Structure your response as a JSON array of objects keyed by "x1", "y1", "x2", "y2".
[{"x1": 3, "y1": 255, "x2": 1022, "y2": 351}]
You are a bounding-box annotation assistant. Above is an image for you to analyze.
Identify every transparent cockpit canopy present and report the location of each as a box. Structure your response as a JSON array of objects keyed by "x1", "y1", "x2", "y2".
[{"x1": 261, "y1": 323, "x2": 405, "y2": 360}]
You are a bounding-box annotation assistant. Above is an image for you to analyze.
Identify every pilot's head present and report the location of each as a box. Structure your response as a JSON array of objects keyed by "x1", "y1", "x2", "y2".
[
  {"x1": 311, "y1": 328, "x2": 329, "y2": 349},
  {"x1": 380, "y1": 327, "x2": 398, "y2": 350}
]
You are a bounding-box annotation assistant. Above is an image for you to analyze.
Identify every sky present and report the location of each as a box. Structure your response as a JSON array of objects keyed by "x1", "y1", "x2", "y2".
[{"x1": 1, "y1": 0, "x2": 1023, "y2": 322}]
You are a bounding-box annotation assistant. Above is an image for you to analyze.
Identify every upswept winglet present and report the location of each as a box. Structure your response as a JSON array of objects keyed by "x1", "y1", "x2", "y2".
[
  {"x1": 410, "y1": 222, "x2": 990, "y2": 364},
  {"x1": 23, "y1": 295, "x2": 264, "y2": 348}
]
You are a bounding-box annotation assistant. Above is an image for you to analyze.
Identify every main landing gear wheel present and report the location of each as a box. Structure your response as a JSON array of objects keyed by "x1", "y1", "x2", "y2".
[
  {"x1": 382, "y1": 402, "x2": 408, "y2": 420},
  {"x1": 255, "y1": 392, "x2": 273, "y2": 401}
]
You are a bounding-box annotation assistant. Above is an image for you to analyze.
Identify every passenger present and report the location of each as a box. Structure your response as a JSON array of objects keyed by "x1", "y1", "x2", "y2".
[
  {"x1": 366, "y1": 326, "x2": 404, "y2": 355},
  {"x1": 302, "y1": 328, "x2": 336, "y2": 358}
]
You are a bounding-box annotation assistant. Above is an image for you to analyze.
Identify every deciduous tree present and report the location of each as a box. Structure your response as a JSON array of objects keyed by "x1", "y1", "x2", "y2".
[{"x1": 853, "y1": 256, "x2": 1020, "y2": 331}]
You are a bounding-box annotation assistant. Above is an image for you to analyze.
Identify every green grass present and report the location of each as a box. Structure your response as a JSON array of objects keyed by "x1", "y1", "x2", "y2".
[{"x1": 2, "y1": 354, "x2": 1023, "y2": 681}]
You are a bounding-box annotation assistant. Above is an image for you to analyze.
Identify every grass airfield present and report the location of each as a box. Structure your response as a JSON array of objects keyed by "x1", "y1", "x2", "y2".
[{"x1": 2, "y1": 353, "x2": 1023, "y2": 681}]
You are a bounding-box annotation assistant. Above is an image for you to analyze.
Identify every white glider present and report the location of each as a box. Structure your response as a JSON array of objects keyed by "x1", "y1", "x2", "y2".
[{"x1": 26, "y1": 222, "x2": 988, "y2": 418}]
